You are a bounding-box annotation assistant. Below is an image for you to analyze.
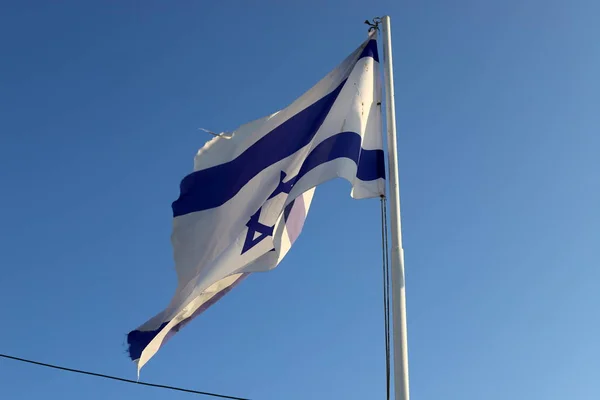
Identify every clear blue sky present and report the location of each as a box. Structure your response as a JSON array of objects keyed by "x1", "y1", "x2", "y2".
[{"x1": 1, "y1": 1, "x2": 599, "y2": 399}]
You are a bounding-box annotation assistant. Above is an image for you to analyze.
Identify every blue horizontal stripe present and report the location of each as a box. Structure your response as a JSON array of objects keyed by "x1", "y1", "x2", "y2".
[
  {"x1": 356, "y1": 143, "x2": 386, "y2": 181},
  {"x1": 295, "y1": 131, "x2": 385, "y2": 183},
  {"x1": 172, "y1": 80, "x2": 347, "y2": 217},
  {"x1": 173, "y1": 127, "x2": 384, "y2": 218},
  {"x1": 359, "y1": 39, "x2": 379, "y2": 63},
  {"x1": 174, "y1": 129, "x2": 384, "y2": 220}
]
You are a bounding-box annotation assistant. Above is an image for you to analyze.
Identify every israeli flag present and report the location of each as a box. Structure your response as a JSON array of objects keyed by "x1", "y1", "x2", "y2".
[{"x1": 127, "y1": 31, "x2": 386, "y2": 371}]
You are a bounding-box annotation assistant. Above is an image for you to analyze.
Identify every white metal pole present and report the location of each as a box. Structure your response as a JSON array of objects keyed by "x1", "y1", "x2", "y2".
[{"x1": 381, "y1": 15, "x2": 410, "y2": 400}]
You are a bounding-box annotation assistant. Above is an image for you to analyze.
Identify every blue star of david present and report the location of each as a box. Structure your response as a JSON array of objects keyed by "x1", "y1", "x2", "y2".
[{"x1": 241, "y1": 171, "x2": 297, "y2": 254}]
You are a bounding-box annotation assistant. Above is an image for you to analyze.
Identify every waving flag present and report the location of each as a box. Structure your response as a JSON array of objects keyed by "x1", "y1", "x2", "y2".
[{"x1": 127, "y1": 31, "x2": 385, "y2": 371}]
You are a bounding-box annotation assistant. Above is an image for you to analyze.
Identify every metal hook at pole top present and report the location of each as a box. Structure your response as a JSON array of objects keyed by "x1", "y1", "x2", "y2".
[{"x1": 364, "y1": 17, "x2": 382, "y2": 32}]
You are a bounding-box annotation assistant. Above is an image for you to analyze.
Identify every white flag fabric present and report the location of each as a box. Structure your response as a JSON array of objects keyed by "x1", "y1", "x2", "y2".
[{"x1": 127, "y1": 31, "x2": 385, "y2": 371}]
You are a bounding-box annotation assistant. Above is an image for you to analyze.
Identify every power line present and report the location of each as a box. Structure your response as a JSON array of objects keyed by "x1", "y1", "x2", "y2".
[{"x1": 0, "y1": 353, "x2": 251, "y2": 400}]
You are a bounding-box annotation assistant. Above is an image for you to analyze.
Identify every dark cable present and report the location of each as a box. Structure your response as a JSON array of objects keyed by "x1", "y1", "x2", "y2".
[
  {"x1": 0, "y1": 353, "x2": 250, "y2": 400},
  {"x1": 380, "y1": 196, "x2": 392, "y2": 400}
]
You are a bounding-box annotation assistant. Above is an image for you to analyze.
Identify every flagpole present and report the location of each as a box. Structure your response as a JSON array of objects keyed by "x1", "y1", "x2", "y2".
[{"x1": 380, "y1": 15, "x2": 411, "y2": 400}]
